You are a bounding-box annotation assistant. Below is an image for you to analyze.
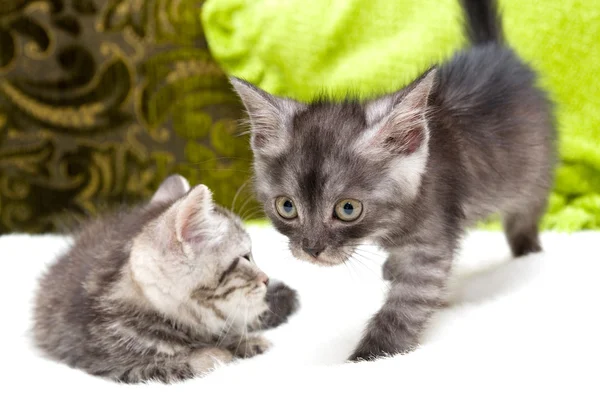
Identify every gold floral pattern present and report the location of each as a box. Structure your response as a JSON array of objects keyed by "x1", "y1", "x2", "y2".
[{"x1": 0, "y1": 0, "x2": 256, "y2": 233}]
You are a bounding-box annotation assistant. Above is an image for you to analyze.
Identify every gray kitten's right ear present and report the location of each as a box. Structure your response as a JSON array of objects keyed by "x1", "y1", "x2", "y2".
[
  {"x1": 229, "y1": 77, "x2": 305, "y2": 155},
  {"x1": 150, "y1": 174, "x2": 190, "y2": 205}
]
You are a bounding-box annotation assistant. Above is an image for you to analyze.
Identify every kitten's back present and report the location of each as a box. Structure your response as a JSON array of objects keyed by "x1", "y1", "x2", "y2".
[
  {"x1": 32, "y1": 202, "x2": 170, "y2": 364},
  {"x1": 426, "y1": 0, "x2": 555, "y2": 223}
]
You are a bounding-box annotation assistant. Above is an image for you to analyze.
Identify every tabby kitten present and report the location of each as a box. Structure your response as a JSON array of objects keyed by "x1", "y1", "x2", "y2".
[
  {"x1": 32, "y1": 175, "x2": 299, "y2": 383},
  {"x1": 230, "y1": 0, "x2": 555, "y2": 361}
]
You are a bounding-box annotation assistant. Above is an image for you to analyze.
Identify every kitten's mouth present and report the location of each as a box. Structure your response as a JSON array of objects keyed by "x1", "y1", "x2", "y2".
[{"x1": 289, "y1": 244, "x2": 352, "y2": 266}]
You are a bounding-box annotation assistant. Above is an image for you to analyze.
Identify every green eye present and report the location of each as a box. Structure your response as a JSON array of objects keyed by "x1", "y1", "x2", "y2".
[
  {"x1": 275, "y1": 197, "x2": 298, "y2": 219},
  {"x1": 334, "y1": 199, "x2": 363, "y2": 222}
]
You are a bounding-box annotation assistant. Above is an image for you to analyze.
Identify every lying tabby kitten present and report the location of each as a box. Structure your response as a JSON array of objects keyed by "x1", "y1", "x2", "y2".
[{"x1": 32, "y1": 175, "x2": 299, "y2": 383}]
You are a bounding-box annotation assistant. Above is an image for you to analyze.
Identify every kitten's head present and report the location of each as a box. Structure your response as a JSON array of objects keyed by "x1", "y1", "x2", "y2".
[
  {"x1": 230, "y1": 70, "x2": 436, "y2": 265},
  {"x1": 129, "y1": 175, "x2": 269, "y2": 334}
]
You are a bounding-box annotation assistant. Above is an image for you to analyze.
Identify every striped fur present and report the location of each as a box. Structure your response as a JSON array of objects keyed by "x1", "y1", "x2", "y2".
[
  {"x1": 230, "y1": 0, "x2": 555, "y2": 361},
  {"x1": 32, "y1": 175, "x2": 299, "y2": 383}
]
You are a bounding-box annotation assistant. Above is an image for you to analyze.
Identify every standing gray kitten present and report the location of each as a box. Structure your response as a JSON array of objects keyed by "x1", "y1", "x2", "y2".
[
  {"x1": 32, "y1": 175, "x2": 299, "y2": 383},
  {"x1": 229, "y1": 0, "x2": 555, "y2": 361}
]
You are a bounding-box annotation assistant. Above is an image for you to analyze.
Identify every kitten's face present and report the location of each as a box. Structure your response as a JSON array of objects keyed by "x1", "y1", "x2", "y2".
[
  {"x1": 129, "y1": 176, "x2": 269, "y2": 334},
  {"x1": 253, "y1": 104, "x2": 400, "y2": 265},
  {"x1": 231, "y1": 71, "x2": 435, "y2": 265}
]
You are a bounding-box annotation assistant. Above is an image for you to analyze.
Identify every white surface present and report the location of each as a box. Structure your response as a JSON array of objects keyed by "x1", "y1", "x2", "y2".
[{"x1": 1, "y1": 226, "x2": 599, "y2": 397}]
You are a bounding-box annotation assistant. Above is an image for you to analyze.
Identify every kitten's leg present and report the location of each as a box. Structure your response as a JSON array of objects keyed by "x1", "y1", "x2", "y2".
[
  {"x1": 113, "y1": 348, "x2": 233, "y2": 384},
  {"x1": 228, "y1": 335, "x2": 272, "y2": 358},
  {"x1": 502, "y1": 200, "x2": 546, "y2": 257},
  {"x1": 256, "y1": 280, "x2": 300, "y2": 330},
  {"x1": 350, "y1": 244, "x2": 452, "y2": 361},
  {"x1": 188, "y1": 347, "x2": 234, "y2": 374}
]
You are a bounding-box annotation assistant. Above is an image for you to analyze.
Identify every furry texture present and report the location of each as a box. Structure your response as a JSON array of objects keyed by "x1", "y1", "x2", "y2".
[
  {"x1": 3, "y1": 227, "x2": 600, "y2": 396},
  {"x1": 204, "y1": 0, "x2": 600, "y2": 231},
  {"x1": 230, "y1": 0, "x2": 556, "y2": 361},
  {"x1": 31, "y1": 175, "x2": 299, "y2": 384}
]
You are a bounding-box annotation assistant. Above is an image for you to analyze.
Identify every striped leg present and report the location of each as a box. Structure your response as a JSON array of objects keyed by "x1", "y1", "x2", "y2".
[
  {"x1": 109, "y1": 348, "x2": 233, "y2": 384},
  {"x1": 349, "y1": 244, "x2": 452, "y2": 361}
]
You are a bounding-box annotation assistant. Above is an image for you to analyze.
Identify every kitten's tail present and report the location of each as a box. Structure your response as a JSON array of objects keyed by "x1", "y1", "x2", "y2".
[{"x1": 459, "y1": 0, "x2": 504, "y2": 45}]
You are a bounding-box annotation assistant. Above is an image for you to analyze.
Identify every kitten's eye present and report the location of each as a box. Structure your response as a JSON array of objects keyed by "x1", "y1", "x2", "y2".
[
  {"x1": 275, "y1": 197, "x2": 298, "y2": 219},
  {"x1": 243, "y1": 253, "x2": 251, "y2": 261},
  {"x1": 334, "y1": 199, "x2": 363, "y2": 222}
]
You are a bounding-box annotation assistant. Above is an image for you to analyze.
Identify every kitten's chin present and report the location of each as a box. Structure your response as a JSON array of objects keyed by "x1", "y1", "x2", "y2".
[{"x1": 289, "y1": 246, "x2": 351, "y2": 267}]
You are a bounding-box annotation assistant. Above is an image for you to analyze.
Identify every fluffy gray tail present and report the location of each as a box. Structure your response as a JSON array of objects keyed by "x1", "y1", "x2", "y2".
[{"x1": 459, "y1": 0, "x2": 504, "y2": 45}]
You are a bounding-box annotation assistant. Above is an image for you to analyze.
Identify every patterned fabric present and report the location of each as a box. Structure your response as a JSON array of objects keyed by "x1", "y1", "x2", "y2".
[{"x1": 0, "y1": 0, "x2": 255, "y2": 234}]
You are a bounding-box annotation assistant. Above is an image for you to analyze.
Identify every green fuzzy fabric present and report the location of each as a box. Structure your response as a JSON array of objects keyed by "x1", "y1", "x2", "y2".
[
  {"x1": 0, "y1": 0, "x2": 261, "y2": 233},
  {"x1": 202, "y1": 0, "x2": 600, "y2": 231}
]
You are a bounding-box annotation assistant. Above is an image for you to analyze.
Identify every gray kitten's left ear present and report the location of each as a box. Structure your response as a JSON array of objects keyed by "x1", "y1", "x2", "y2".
[
  {"x1": 150, "y1": 174, "x2": 190, "y2": 205},
  {"x1": 364, "y1": 69, "x2": 436, "y2": 156},
  {"x1": 229, "y1": 77, "x2": 305, "y2": 155}
]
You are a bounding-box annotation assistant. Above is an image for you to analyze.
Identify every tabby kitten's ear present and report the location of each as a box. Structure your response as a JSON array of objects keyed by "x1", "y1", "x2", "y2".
[
  {"x1": 151, "y1": 174, "x2": 190, "y2": 205},
  {"x1": 173, "y1": 184, "x2": 215, "y2": 245},
  {"x1": 363, "y1": 69, "x2": 436, "y2": 157},
  {"x1": 229, "y1": 77, "x2": 305, "y2": 156}
]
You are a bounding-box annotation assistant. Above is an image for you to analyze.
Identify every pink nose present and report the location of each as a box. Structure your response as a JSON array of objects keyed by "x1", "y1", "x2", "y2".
[{"x1": 257, "y1": 272, "x2": 269, "y2": 286}]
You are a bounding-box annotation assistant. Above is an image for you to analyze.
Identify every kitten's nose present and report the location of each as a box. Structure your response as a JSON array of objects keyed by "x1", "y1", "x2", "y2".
[
  {"x1": 257, "y1": 272, "x2": 269, "y2": 286},
  {"x1": 302, "y1": 245, "x2": 325, "y2": 258}
]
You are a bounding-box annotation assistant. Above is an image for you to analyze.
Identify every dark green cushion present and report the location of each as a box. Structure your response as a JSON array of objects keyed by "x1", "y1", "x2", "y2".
[{"x1": 0, "y1": 0, "x2": 256, "y2": 233}]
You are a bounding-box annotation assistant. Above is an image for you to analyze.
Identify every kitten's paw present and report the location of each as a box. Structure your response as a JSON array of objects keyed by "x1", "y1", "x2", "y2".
[
  {"x1": 510, "y1": 233, "x2": 542, "y2": 257},
  {"x1": 259, "y1": 281, "x2": 300, "y2": 329},
  {"x1": 233, "y1": 335, "x2": 272, "y2": 358},
  {"x1": 189, "y1": 348, "x2": 234, "y2": 374},
  {"x1": 348, "y1": 327, "x2": 417, "y2": 362},
  {"x1": 348, "y1": 342, "x2": 391, "y2": 362},
  {"x1": 348, "y1": 344, "x2": 395, "y2": 362}
]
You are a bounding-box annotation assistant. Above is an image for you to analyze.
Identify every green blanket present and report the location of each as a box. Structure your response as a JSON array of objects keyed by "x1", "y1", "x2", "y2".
[{"x1": 202, "y1": 0, "x2": 600, "y2": 231}]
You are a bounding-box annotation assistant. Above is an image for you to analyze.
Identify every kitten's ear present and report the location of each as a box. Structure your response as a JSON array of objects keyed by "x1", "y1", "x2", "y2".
[
  {"x1": 364, "y1": 69, "x2": 436, "y2": 156},
  {"x1": 150, "y1": 174, "x2": 190, "y2": 204},
  {"x1": 174, "y1": 184, "x2": 214, "y2": 244},
  {"x1": 230, "y1": 77, "x2": 305, "y2": 155}
]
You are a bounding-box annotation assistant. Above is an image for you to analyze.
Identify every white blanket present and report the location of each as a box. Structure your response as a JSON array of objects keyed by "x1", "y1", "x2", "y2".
[{"x1": 2, "y1": 226, "x2": 599, "y2": 397}]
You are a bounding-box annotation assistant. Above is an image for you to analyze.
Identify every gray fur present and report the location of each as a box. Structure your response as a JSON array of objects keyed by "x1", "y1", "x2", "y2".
[
  {"x1": 230, "y1": 0, "x2": 555, "y2": 361},
  {"x1": 32, "y1": 175, "x2": 299, "y2": 383}
]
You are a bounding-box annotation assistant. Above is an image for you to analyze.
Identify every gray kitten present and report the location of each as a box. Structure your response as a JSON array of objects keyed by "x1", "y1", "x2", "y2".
[
  {"x1": 32, "y1": 175, "x2": 299, "y2": 383},
  {"x1": 229, "y1": 0, "x2": 555, "y2": 361}
]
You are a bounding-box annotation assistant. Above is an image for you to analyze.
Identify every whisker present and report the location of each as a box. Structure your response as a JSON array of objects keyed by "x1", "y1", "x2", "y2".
[
  {"x1": 237, "y1": 195, "x2": 256, "y2": 219},
  {"x1": 339, "y1": 243, "x2": 384, "y2": 250},
  {"x1": 241, "y1": 205, "x2": 263, "y2": 219},
  {"x1": 234, "y1": 303, "x2": 250, "y2": 356},
  {"x1": 341, "y1": 248, "x2": 363, "y2": 284},
  {"x1": 188, "y1": 156, "x2": 252, "y2": 164},
  {"x1": 349, "y1": 256, "x2": 390, "y2": 295},
  {"x1": 343, "y1": 258, "x2": 359, "y2": 284},
  {"x1": 217, "y1": 297, "x2": 241, "y2": 348},
  {"x1": 353, "y1": 248, "x2": 387, "y2": 260},
  {"x1": 193, "y1": 168, "x2": 254, "y2": 175},
  {"x1": 242, "y1": 210, "x2": 265, "y2": 222},
  {"x1": 352, "y1": 250, "x2": 387, "y2": 272},
  {"x1": 231, "y1": 179, "x2": 251, "y2": 213}
]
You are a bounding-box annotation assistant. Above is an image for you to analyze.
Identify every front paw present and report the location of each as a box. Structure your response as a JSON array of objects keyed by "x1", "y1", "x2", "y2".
[
  {"x1": 348, "y1": 319, "x2": 418, "y2": 362},
  {"x1": 259, "y1": 281, "x2": 300, "y2": 329},
  {"x1": 348, "y1": 336, "x2": 394, "y2": 362},
  {"x1": 189, "y1": 347, "x2": 234, "y2": 373},
  {"x1": 233, "y1": 335, "x2": 272, "y2": 358}
]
